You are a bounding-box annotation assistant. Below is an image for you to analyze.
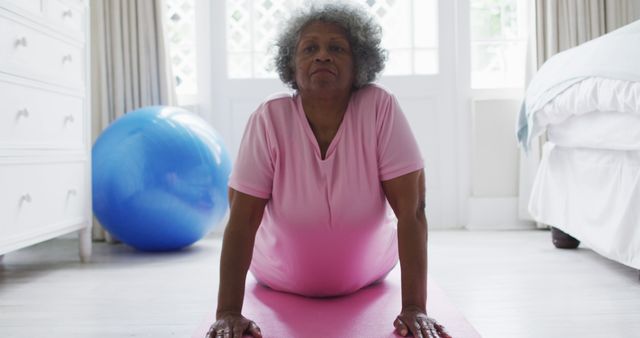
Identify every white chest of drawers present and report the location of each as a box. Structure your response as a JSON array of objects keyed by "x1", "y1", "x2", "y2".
[{"x1": 0, "y1": 0, "x2": 91, "y2": 262}]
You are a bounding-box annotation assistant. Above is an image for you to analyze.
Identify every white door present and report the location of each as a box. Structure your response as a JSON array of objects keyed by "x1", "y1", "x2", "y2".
[{"x1": 202, "y1": 0, "x2": 461, "y2": 228}]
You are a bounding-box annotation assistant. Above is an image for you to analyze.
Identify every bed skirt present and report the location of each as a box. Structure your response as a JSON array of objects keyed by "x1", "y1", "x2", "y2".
[{"x1": 529, "y1": 143, "x2": 640, "y2": 269}]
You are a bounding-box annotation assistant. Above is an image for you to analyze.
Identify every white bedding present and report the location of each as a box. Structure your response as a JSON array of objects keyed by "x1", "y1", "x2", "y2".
[
  {"x1": 532, "y1": 77, "x2": 640, "y2": 149},
  {"x1": 517, "y1": 20, "x2": 640, "y2": 149},
  {"x1": 529, "y1": 143, "x2": 640, "y2": 269},
  {"x1": 547, "y1": 111, "x2": 640, "y2": 150}
]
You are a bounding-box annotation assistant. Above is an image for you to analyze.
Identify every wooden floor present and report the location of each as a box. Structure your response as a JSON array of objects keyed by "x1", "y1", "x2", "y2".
[{"x1": 1, "y1": 229, "x2": 638, "y2": 338}]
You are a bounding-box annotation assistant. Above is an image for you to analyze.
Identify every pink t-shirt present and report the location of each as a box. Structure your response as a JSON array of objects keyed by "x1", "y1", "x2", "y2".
[{"x1": 229, "y1": 84, "x2": 423, "y2": 297}]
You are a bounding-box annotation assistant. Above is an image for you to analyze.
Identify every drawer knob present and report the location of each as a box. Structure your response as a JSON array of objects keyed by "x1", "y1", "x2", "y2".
[
  {"x1": 67, "y1": 189, "x2": 77, "y2": 196},
  {"x1": 62, "y1": 9, "x2": 73, "y2": 18},
  {"x1": 62, "y1": 54, "x2": 73, "y2": 63},
  {"x1": 16, "y1": 108, "x2": 30, "y2": 118},
  {"x1": 20, "y1": 194, "x2": 32, "y2": 203},
  {"x1": 14, "y1": 37, "x2": 28, "y2": 48},
  {"x1": 64, "y1": 115, "x2": 75, "y2": 123}
]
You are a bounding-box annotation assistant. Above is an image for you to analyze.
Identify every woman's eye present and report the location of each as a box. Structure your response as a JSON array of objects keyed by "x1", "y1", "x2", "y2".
[
  {"x1": 303, "y1": 45, "x2": 316, "y2": 53},
  {"x1": 330, "y1": 45, "x2": 344, "y2": 52}
]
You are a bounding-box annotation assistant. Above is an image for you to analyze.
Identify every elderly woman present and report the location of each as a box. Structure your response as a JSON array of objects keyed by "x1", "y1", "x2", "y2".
[{"x1": 208, "y1": 3, "x2": 448, "y2": 338}]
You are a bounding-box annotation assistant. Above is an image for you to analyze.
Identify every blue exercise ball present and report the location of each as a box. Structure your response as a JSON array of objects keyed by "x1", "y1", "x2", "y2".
[{"x1": 92, "y1": 106, "x2": 231, "y2": 251}]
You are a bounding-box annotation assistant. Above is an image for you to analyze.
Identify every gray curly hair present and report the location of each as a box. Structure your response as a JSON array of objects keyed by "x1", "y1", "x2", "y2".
[{"x1": 273, "y1": 1, "x2": 387, "y2": 90}]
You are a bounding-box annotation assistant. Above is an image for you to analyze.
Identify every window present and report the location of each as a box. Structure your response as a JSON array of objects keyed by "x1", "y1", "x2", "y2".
[
  {"x1": 470, "y1": 0, "x2": 528, "y2": 88},
  {"x1": 226, "y1": 0, "x2": 438, "y2": 79},
  {"x1": 166, "y1": 0, "x2": 198, "y2": 103}
]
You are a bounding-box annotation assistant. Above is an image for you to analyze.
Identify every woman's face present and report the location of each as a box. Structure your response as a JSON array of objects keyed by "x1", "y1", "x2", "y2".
[{"x1": 293, "y1": 21, "x2": 355, "y2": 95}]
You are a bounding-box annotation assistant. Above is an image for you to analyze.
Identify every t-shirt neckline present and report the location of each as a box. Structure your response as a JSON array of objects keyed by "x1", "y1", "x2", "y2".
[{"x1": 295, "y1": 94, "x2": 351, "y2": 161}]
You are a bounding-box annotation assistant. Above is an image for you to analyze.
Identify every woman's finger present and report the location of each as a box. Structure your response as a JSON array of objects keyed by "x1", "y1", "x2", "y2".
[
  {"x1": 233, "y1": 325, "x2": 244, "y2": 338},
  {"x1": 212, "y1": 325, "x2": 223, "y2": 338},
  {"x1": 433, "y1": 320, "x2": 451, "y2": 338},
  {"x1": 412, "y1": 319, "x2": 424, "y2": 338},
  {"x1": 248, "y1": 322, "x2": 263, "y2": 338},
  {"x1": 394, "y1": 317, "x2": 409, "y2": 336},
  {"x1": 222, "y1": 326, "x2": 231, "y2": 338},
  {"x1": 420, "y1": 318, "x2": 437, "y2": 338},
  {"x1": 213, "y1": 326, "x2": 224, "y2": 338},
  {"x1": 205, "y1": 324, "x2": 216, "y2": 338}
]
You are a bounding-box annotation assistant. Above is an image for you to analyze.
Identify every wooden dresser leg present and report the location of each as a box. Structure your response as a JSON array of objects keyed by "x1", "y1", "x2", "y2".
[{"x1": 79, "y1": 227, "x2": 92, "y2": 263}]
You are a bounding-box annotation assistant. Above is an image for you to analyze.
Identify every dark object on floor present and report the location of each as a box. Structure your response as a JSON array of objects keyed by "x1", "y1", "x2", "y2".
[{"x1": 551, "y1": 227, "x2": 581, "y2": 249}]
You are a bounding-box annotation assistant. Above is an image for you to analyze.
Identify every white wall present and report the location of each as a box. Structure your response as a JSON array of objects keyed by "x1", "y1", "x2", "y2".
[
  {"x1": 467, "y1": 95, "x2": 534, "y2": 229},
  {"x1": 472, "y1": 98, "x2": 520, "y2": 197}
]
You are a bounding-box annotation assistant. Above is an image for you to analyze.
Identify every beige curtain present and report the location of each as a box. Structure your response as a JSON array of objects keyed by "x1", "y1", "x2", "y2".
[
  {"x1": 518, "y1": 0, "x2": 640, "y2": 226},
  {"x1": 536, "y1": 0, "x2": 640, "y2": 67},
  {"x1": 90, "y1": 0, "x2": 177, "y2": 241}
]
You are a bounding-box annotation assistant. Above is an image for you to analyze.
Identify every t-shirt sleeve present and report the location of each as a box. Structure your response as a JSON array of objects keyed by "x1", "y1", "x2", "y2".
[
  {"x1": 377, "y1": 93, "x2": 424, "y2": 181},
  {"x1": 228, "y1": 108, "x2": 274, "y2": 199}
]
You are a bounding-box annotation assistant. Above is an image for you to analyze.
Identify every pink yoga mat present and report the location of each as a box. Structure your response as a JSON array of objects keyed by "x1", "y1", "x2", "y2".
[{"x1": 194, "y1": 266, "x2": 480, "y2": 338}]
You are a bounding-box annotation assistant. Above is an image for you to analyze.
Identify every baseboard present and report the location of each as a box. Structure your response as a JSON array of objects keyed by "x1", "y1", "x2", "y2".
[{"x1": 467, "y1": 197, "x2": 536, "y2": 230}]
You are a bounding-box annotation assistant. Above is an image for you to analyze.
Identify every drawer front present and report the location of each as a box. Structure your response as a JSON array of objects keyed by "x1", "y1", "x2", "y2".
[
  {"x1": 1, "y1": 0, "x2": 44, "y2": 18},
  {"x1": 0, "y1": 14, "x2": 84, "y2": 88},
  {"x1": 0, "y1": 161, "x2": 87, "y2": 237},
  {"x1": 45, "y1": 0, "x2": 84, "y2": 35},
  {"x1": 0, "y1": 79, "x2": 84, "y2": 150}
]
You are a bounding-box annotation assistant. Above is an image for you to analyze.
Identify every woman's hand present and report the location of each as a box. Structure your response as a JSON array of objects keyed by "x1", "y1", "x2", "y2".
[
  {"x1": 394, "y1": 306, "x2": 450, "y2": 338},
  {"x1": 206, "y1": 312, "x2": 262, "y2": 338}
]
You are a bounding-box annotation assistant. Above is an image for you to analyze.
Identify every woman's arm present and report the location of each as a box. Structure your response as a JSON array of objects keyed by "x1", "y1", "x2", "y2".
[
  {"x1": 209, "y1": 188, "x2": 267, "y2": 338},
  {"x1": 383, "y1": 170, "x2": 448, "y2": 337},
  {"x1": 381, "y1": 169, "x2": 427, "y2": 312},
  {"x1": 217, "y1": 188, "x2": 268, "y2": 315}
]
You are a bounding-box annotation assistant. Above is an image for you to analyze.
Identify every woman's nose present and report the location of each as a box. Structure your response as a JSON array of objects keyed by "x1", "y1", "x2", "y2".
[{"x1": 314, "y1": 47, "x2": 332, "y2": 62}]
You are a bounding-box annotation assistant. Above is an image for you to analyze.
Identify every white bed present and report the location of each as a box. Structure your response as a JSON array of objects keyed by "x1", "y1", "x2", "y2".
[
  {"x1": 526, "y1": 77, "x2": 640, "y2": 269},
  {"x1": 518, "y1": 19, "x2": 640, "y2": 270}
]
